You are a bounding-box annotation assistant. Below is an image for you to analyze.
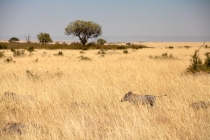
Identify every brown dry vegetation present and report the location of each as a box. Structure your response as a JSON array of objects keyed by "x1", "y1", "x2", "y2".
[{"x1": 0, "y1": 42, "x2": 210, "y2": 140}]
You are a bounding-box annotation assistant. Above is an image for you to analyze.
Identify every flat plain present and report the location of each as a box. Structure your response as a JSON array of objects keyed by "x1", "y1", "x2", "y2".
[{"x1": 0, "y1": 42, "x2": 210, "y2": 140}]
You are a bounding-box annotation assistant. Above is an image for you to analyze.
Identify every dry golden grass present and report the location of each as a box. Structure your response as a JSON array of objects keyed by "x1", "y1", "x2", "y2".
[{"x1": 0, "y1": 43, "x2": 210, "y2": 140}]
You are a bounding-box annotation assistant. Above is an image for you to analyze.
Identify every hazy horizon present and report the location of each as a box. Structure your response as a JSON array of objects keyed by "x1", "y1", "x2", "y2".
[{"x1": 1, "y1": 0, "x2": 210, "y2": 42}]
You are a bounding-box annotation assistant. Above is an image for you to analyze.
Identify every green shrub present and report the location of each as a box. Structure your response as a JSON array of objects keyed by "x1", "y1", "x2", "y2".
[
  {"x1": 168, "y1": 46, "x2": 174, "y2": 49},
  {"x1": 123, "y1": 50, "x2": 128, "y2": 54},
  {"x1": 27, "y1": 46, "x2": 35, "y2": 57},
  {"x1": 150, "y1": 53, "x2": 175, "y2": 59},
  {"x1": 204, "y1": 52, "x2": 210, "y2": 70},
  {"x1": 187, "y1": 47, "x2": 210, "y2": 73}
]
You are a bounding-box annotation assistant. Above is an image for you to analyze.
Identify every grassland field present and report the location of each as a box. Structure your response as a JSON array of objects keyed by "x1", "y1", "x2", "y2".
[{"x1": 0, "y1": 42, "x2": 210, "y2": 140}]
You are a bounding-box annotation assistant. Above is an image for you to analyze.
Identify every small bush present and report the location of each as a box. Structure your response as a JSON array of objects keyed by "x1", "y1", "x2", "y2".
[
  {"x1": 4, "y1": 57, "x2": 14, "y2": 63},
  {"x1": 13, "y1": 49, "x2": 25, "y2": 57},
  {"x1": 0, "y1": 51, "x2": 5, "y2": 58},
  {"x1": 98, "y1": 50, "x2": 105, "y2": 54},
  {"x1": 78, "y1": 55, "x2": 91, "y2": 60},
  {"x1": 204, "y1": 52, "x2": 210, "y2": 70},
  {"x1": 187, "y1": 46, "x2": 210, "y2": 73},
  {"x1": 184, "y1": 46, "x2": 191, "y2": 49},
  {"x1": 58, "y1": 51, "x2": 63, "y2": 56},
  {"x1": 150, "y1": 53, "x2": 175, "y2": 59},
  {"x1": 27, "y1": 46, "x2": 35, "y2": 57},
  {"x1": 123, "y1": 50, "x2": 128, "y2": 54},
  {"x1": 54, "y1": 51, "x2": 63, "y2": 56},
  {"x1": 139, "y1": 44, "x2": 149, "y2": 49},
  {"x1": 11, "y1": 48, "x2": 15, "y2": 52},
  {"x1": 168, "y1": 46, "x2": 174, "y2": 49},
  {"x1": 0, "y1": 44, "x2": 8, "y2": 49},
  {"x1": 80, "y1": 51, "x2": 85, "y2": 54},
  {"x1": 126, "y1": 42, "x2": 131, "y2": 46}
]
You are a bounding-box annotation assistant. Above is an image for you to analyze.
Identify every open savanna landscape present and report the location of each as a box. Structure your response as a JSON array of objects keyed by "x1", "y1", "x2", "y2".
[{"x1": 0, "y1": 42, "x2": 210, "y2": 139}]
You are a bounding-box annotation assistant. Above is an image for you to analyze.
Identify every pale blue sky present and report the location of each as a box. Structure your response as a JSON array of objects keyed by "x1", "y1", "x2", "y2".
[{"x1": 0, "y1": 0, "x2": 210, "y2": 42}]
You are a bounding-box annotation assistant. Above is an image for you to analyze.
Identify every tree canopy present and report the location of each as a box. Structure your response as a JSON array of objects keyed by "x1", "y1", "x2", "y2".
[
  {"x1": 9, "y1": 37, "x2": 19, "y2": 43},
  {"x1": 97, "y1": 38, "x2": 107, "y2": 45},
  {"x1": 37, "y1": 32, "x2": 53, "y2": 44},
  {"x1": 65, "y1": 20, "x2": 102, "y2": 45}
]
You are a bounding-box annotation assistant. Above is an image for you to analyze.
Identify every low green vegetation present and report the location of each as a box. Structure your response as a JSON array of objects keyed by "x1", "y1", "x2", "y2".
[
  {"x1": 27, "y1": 46, "x2": 35, "y2": 57},
  {"x1": 0, "y1": 42, "x2": 153, "y2": 50},
  {"x1": 149, "y1": 53, "x2": 175, "y2": 59}
]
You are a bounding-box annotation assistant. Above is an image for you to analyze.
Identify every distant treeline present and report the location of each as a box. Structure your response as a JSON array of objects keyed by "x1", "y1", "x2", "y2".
[{"x1": 0, "y1": 42, "x2": 152, "y2": 50}]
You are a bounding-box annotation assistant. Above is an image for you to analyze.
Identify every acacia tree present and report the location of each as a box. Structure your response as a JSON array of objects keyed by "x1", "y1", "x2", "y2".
[
  {"x1": 9, "y1": 37, "x2": 19, "y2": 43},
  {"x1": 37, "y1": 32, "x2": 53, "y2": 44},
  {"x1": 65, "y1": 20, "x2": 102, "y2": 46}
]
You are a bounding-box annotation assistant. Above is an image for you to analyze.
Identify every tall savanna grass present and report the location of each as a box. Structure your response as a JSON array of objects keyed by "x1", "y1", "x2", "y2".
[{"x1": 0, "y1": 43, "x2": 210, "y2": 139}]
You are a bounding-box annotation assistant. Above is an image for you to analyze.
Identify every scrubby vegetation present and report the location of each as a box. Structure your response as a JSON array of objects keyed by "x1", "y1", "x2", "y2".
[
  {"x1": 123, "y1": 49, "x2": 128, "y2": 54},
  {"x1": 149, "y1": 53, "x2": 175, "y2": 59},
  {"x1": 0, "y1": 42, "x2": 154, "y2": 50},
  {"x1": 54, "y1": 51, "x2": 64, "y2": 56},
  {"x1": 187, "y1": 47, "x2": 210, "y2": 73}
]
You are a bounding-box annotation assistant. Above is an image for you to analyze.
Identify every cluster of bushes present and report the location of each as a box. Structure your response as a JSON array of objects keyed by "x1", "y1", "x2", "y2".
[
  {"x1": 0, "y1": 42, "x2": 8, "y2": 49},
  {"x1": 149, "y1": 53, "x2": 175, "y2": 59}
]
